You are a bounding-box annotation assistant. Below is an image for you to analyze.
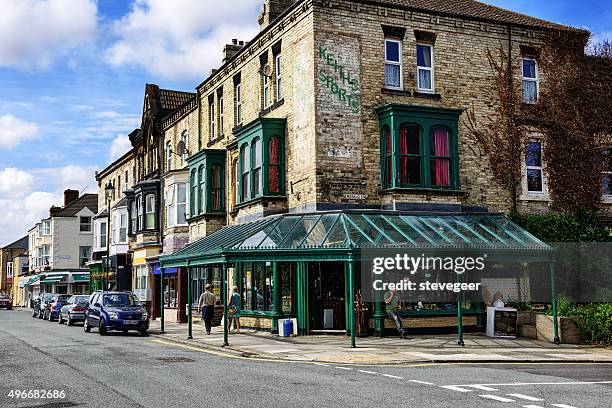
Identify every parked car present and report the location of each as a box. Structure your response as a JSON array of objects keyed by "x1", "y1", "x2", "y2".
[
  {"x1": 0, "y1": 293, "x2": 12, "y2": 310},
  {"x1": 58, "y1": 295, "x2": 89, "y2": 325},
  {"x1": 44, "y1": 294, "x2": 72, "y2": 321},
  {"x1": 84, "y1": 291, "x2": 149, "y2": 336},
  {"x1": 32, "y1": 293, "x2": 57, "y2": 318}
]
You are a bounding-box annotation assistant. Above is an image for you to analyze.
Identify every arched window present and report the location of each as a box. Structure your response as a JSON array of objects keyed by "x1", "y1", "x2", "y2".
[
  {"x1": 382, "y1": 126, "x2": 392, "y2": 188},
  {"x1": 429, "y1": 126, "x2": 451, "y2": 186},
  {"x1": 210, "y1": 165, "x2": 223, "y2": 211},
  {"x1": 198, "y1": 165, "x2": 205, "y2": 213},
  {"x1": 240, "y1": 144, "x2": 250, "y2": 201},
  {"x1": 399, "y1": 124, "x2": 421, "y2": 185},
  {"x1": 252, "y1": 138, "x2": 262, "y2": 196},
  {"x1": 269, "y1": 137, "x2": 281, "y2": 193}
]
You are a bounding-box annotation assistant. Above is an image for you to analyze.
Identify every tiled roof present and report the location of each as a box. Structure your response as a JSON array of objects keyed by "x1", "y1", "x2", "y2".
[
  {"x1": 54, "y1": 194, "x2": 98, "y2": 217},
  {"x1": 158, "y1": 89, "x2": 196, "y2": 111},
  {"x1": 367, "y1": 0, "x2": 578, "y2": 30},
  {"x1": 2, "y1": 235, "x2": 28, "y2": 250}
]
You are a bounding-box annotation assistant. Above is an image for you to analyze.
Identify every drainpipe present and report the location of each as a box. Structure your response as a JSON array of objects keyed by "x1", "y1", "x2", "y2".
[
  {"x1": 222, "y1": 260, "x2": 229, "y2": 346},
  {"x1": 160, "y1": 267, "x2": 165, "y2": 334},
  {"x1": 550, "y1": 263, "x2": 560, "y2": 344},
  {"x1": 348, "y1": 253, "x2": 356, "y2": 348},
  {"x1": 456, "y1": 272, "x2": 465, "y2": 346}
]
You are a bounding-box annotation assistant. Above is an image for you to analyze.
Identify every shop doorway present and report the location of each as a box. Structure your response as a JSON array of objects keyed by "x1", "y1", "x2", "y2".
[{"x1": 308, "y1": 262, "x2": 346, "y2": 332}]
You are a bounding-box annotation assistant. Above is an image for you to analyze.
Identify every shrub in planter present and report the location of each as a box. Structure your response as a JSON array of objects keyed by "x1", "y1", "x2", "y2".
[{"x1": 544, "y1": 298, "x2": 612, "y2": 345}]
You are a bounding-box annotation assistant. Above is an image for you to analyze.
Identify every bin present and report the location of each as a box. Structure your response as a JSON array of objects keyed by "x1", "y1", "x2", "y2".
[{"x1": 283, "y1": 319, "x2": 293, "y2": 337}]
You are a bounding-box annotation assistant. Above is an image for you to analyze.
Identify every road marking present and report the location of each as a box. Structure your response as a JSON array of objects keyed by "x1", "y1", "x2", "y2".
[
  {"x1": 382, "y1": 374, "x2": 403, "y2": 379},
  {"x1": 479, "y1": 394, "x2": 515, "y2": 402},
  {"x1": 409, "y1": 380, "x2": 434, "y2": 385},
  {"x1": 335, "y1": 366, "x2": 352, "y2": 370},
  {"x1": 469, "y1": 385, "x2": 498, "y2": 391},
  {"x1": 314, "y1": 362, "x2": 330, "y2": 366},
  {"x1": 450, "y1": 381, "x2": 612, "y2": 387},
  {"x1": 507, "y1": 394, "x2": 543, "y2": 401},
  {"x1": 522, "y1": 405, "x2": 545, "y2": 408},
  {"x1": 551, "y1": 405, "x2": 578, "y2": 408},
  {"x1": 441, "y1": 385, "x2": 472, "y2": 392},
  {"x1": 357, "y1": 369, "x2": 377, "y2": 375}
]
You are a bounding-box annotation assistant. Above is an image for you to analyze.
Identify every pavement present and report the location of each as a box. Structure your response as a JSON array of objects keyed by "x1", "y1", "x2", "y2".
[
  {"x1": 1, "y1": 308, "x2": 611, "y2": 408},
  {"x1": 147, "y1": 316, "x2": 612, "y2": 365}
]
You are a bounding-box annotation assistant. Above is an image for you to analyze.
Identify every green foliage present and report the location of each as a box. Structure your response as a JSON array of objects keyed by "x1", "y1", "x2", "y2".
[
  {"x1": 548, "y1": 297, "x2": 612, "y2": 345},
  {"x1": 511, "y1": 209, "x2": 609, "y2": 242}
]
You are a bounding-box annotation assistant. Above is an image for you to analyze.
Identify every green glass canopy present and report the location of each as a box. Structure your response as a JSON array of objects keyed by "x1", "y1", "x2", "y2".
[{"x1": 160, "y1": 211, "x2": 552, "y2": 267}]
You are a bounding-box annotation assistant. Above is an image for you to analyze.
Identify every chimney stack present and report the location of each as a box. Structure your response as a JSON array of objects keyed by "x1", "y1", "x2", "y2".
[
  {"x1": 223, "y1": 39, "x2": 243, "y2": 63},
  {"x1": 63, "y1": 189, "x2": 79, "y2": 207},
  {"x1": 258, "y1": 0, "x2": 295, "y2": 30},
  {"x1": 49, "y1": 206, "x2": 62, "y2": 217}
]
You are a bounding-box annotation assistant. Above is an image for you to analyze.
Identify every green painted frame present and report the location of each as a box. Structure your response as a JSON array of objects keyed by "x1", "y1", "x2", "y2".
[
  {"x1": 376, "y1": 104, "x2": 463, "y2": 191},
  {"x1": 186, "y1": 149, "x2": 226, "y2": 216}
]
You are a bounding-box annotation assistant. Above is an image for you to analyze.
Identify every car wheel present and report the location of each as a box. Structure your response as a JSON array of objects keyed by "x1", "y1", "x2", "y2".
[
  {"x1": 99, "y1": 320, "x2": 107, "y2": 336},
  {"x1": 140, "y1": 329, "x2": 148, "y2": 337},
  {"x1": 84, "y1": 319, "x2": 91, "y2": 333}
]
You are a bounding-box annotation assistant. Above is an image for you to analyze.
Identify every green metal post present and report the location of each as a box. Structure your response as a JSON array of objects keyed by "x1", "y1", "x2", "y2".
[
  {"x1": 222, "y1": 262, "x2": 229, "y2": 347},
  {"x1": 348, "y1": 256, "x2": 355, "y2": 348},
  {"x1": 373, "y1": 288, "x2": 385, "y2": 337},
  {"x1": 344, "y1": 262, "x2": 350, "y2": 335},
  {"x1": 187, "y1": 265, "x2": 193, "y2": 339},
  {"x1": 271, "y1": 262, "x2": 281, "y2": 334},
  {"x1": 160, "y1": 267, "x2": 165, "y2": 334},
  {"x1": 550, "y1": 263, "x2": 560, "y2": 344},
  {"x1": 456, "y1": 272, "x2": 464, "y2": 346}
]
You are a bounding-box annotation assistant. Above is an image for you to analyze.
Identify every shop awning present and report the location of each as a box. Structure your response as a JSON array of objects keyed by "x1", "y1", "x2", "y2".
[
  {"x1": 160, "y1": 210, "x2": 552, "y2": 267},
  {"x1": 40, "y1": 274, "x2": 67, "y2": 283},
  {"x1": 152, "y1": 265, "x2": 177, "y2": 275},
  {"x1": 72, "y1": 273, "x2": 90, "y2": 283},
  {"x1": 24, "y1": 274, "x2": 42, "y2": 286}
]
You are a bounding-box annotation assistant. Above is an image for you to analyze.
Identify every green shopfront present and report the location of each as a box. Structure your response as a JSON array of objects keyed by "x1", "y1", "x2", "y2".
[{"x1": 159, "y1": 210, "x2": 559, "y2": 346}]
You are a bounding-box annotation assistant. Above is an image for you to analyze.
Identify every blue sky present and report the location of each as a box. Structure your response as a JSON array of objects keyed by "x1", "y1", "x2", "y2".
[{"x1": 0, "y1": 0, "x2": 610, "y2": 246}]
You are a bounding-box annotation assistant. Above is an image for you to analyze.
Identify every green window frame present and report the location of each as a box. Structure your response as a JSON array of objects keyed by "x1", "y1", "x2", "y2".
[
  {"x1": 186, "y1": 149, "x2": 226, "y2": 217},
  {"x1": 376, "y1": 104, "x2": 461, "y2": 191},
  {"x1": 233, "y1": 118, "x2": 286, "y2": 205}
]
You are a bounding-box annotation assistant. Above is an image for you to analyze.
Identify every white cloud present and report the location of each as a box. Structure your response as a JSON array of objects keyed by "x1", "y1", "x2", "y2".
[
  {"x1": 0, "y1": 114, "x2": 39, "y2": 149},
  {"x1": 0, "y1": 168, "x2": 34, "y2": 197},
  {"x1": 0, "y1": 0, "x2": 97, "y2": 68},
  {"x1": 108, "y1": 134, "x2": 133, "y2": 162},
  {"x1": 105, "y1": 0, "x2": 261, "y2": 80}
]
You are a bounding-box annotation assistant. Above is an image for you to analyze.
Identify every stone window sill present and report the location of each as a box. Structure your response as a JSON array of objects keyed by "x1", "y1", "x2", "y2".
[{"x1": 519, "y1": 193, "x2": 550, "y2": 202}]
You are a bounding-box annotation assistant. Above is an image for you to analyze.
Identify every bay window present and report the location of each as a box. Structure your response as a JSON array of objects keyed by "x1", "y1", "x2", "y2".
[
  {"x1": 99, "y1": 221, "x2": 107, "y2": 249},
  {"x1": 525, "y1": 141, "x2": 544, "y2": 193},
  {"x1": 166, "y1": 185, "x2": 176, "y2": 227},
  {"x1": 130, "y1": 200, "x2": 137, "y2": 233},
  {"x1": 119, "y1": 212, "x2": 127, "y2": 242},
  {"x1": 137, "y1": 195, "x2": 143, "y2": 230},
  {"x1": 43, "y1": 220, "x2": 51, "y2": 235},
  {"x1": 416, "y1": 44, "x2": 434, "y2": 92},
  {"x1": 376, "y1": 104, "x2": 460, "y2": 190},
  {"x1": 145, "y1": 194, "x2": 155, "y2": 229},
  {"x1": 190, "y1": 170, "x2": 197, "y2": 216},
  {"x1": 252, "y1": 138, "x2": 262, "y2": 196},
  {"x1": 166, "y1": 184, "x2": 187, "y2": 227},
  {"x1": 210, "y1": 165, "x2": 223, "y2": 212},
  {"x1": 269, "y1": 137, "x2": 281, "y2": 194},
  {"x1": 522, "y1": 58, "x2": 538, "y2": 103},
  {"x1": 186, "y1": 149, "x2": 226, "y2": 215},
  {"x1": 241, "y1": 144, "x2": 250, "y2": 201},
  {"x1": 198, "y1": 165, "x2": 205, "y2": 213},
  {"x1": 384, "y1": 38, "x2": 402, "y2": 89},
  {"x1": 166, "y1": 140, "x2": 172, "y2": 171}
]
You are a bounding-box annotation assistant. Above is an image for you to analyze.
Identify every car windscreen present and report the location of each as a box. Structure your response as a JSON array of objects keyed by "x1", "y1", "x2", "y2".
[
  {"x1": 42, "y1": 294, "x2": 56, "y2": 301},
  {"x1": 75, "y1": 296, "x2": 89, "y2": 304},
  {"x1": 57, "y1": 295, "x2": 71, "y2": 302},
  {"x1": 0, "y1": 294, "x2": 9, "y2": 299},
  {"x1": 103, "y1": 294, "x2": 139, "y2": 307}
]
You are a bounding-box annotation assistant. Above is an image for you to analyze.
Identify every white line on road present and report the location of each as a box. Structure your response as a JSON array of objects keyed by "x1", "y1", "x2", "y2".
[
  {"x1": 522, "y1": 405, "x2": 545, "y2": 408},
  {"x1": 357, "y1": 370, "x2": 377, "y2": 375},
  {"x1": 469, "y1": 385, "x2": 498, "y2": 391},
  {"x1": 479, "y1": 394, "x2": 515, "y2": 403},
  {"x1": 409, "y1": 379, "x2": 434, "y2": 385},
  {"x1": 507, "y1": 394, "x2": 543, "y2": 401},
  {"x1": 441, "y1": 385, "x2": 472, "y2": 392},
  {"x1": 551, "y1": 405, "x2": 578, "y2": 408},
  {"x1": 335, "y1": 366, "x2": 352, "y2": 370},
  {"x1": 314, "y1": 362, "x2": 330, "y2": 366},
  {"x1": 382, "y1": 374, "x2": 403, "y2": 379},
  {"x1": 464, "y1": 381, "x2": 612, "y2": 387}
]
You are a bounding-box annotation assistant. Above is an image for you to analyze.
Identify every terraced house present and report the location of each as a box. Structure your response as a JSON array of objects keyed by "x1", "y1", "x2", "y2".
[{"x1": 103, "y1": 0, "x2": 610, "y2": 337}]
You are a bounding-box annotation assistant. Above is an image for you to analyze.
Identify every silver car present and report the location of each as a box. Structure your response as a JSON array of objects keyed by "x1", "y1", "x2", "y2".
[{"x1": 58, "y1": 295, "x2": 89, "y2": 325}]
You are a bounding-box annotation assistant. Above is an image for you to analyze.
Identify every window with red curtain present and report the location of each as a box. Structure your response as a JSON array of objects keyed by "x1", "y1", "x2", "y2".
[
  {"x1": 384, "y1": 126, "x2": 392, "y2": 187},
  {"x1": 269, "y1": 137, "x2": 281, "y2": 193},
  {"x1": 430, "y1": 127, "x2": 450, "y2": 186},
  {"x1": 399, "y1": 125, "x2": 421, "y2": 185}
]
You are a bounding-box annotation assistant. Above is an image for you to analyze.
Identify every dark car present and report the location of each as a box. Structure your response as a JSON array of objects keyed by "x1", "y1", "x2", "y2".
[
  {"x1": 32, "y1": 293, "x2": 57, "y2": 318},
  {"x1": 58, "y1": 295, "x2": 89, "y2": 325},
  {"x1": 0, "y1": 293, "x2": 12, "y2": 310},
  {"x1": 84, "y1": 291, "x2": 149, "y2": 336},
  {"x1": 44, "y1": 294, "x2": 72, "y2": 321}
]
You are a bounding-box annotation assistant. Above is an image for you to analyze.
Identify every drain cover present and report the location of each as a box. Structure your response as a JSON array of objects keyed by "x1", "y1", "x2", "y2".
[{"x1": 156, "y1": 356, "x2": 195, "y2": 363}]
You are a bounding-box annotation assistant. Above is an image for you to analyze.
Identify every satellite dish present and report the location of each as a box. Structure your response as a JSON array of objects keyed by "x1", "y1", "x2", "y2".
[
  {"x1": 260, "y1": 64, "x2": 271, "y2": 77},
  {"x1": 176, "y1": 140, "x2": 186, "y2": 157}
]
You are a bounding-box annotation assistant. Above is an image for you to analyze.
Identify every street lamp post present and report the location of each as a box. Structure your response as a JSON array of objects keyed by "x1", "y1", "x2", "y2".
[{"x1": 104, "y1": 181, "x2": 114, "y2": 291}]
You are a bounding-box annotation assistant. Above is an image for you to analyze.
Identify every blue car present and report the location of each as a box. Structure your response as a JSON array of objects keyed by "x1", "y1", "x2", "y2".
[
  {"x1": 44, "y1": 294, "x2": 72, "y2": 321},
  {"x1": 84, "y1": 291, "x2": 149, "y2": 336}
]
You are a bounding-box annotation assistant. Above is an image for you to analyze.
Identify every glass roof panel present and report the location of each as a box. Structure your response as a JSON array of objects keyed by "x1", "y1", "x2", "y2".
[
  {"x1": 398, "y1": 215, "x2": 443, "y2": 245},
  {"x1": 488, "y1": 215, "x2": 545, "y2": 247},
  {"x1": 419, "y1": 216, "x2": 462, "y2": 244},
  {"x1": 278, "y1": 215, "x2": 321, "y2": 248},
  {"x1": 344, "y1": 214, "x2": 393, "y2": 246},
  {"x1": 244, "y1": 216, "x2": 301, "y2": 249},
  {"x1": 300, "y1": 214, "x2": 340, "y2": 248},
  {"x1": 455, "y1": 215, "x2": 509, "y2": 246},
  {"x1": 322, "y1": 217, "x2": 350, "y2": 248}
]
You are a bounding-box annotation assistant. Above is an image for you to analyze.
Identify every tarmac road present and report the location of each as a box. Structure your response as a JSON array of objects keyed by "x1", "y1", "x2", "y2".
[{"x1": 1, "y1": 309, "x2": 610, "y2": 408}]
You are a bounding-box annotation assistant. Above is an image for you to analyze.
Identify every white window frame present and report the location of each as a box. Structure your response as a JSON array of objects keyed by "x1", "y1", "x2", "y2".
[
  {"x1": 6, "y1": 262, "x2": 13, "y2": 278},
  {"x1": 384, "y1": 38, "x2": 403, "y2": 90},
  {"x1": 166, "y1": 184, "x2": 176, "y2": 227},
  {"x1": 43, "y1": 220, "x2": 51, "y2": 235},
  {"x1": 416, "y1": 43, "x2": 434, "y2": 93},
  {"x1": 79, "y1": 246, "x2": 91, "y2": 268},
  {"x1": 235, "y1": 83, "x2": 242, "y2": 125},
  {"x1": 137, "y1": 195, "x2": 144, "y2": 230},
  {"x1": 209, "y1": 98, "x2": 215, "y2": 140},
  {"x1": 145, "y1": 194, "x2": 155, "y2": 229},
  {"x1": 525, "y1": 140, "x2": 545, "y2": 195},
  {"x1": 166, "y1": 140, "x2": 172, "y2": 171},
  {"x1": 176, "y1": 183, "x2": 187, "y2": 226},
  {"x1": 119, "y1": 212, "x2": 127, "y2": 243},
  {"x1": 99, "y1": 221, "x2": 108, "y2": 250},
  {"x1": 522, "y1": 57, "x2": 539, "y2": 104},
  {"x1": 112, "y1": 211, "x2": 118, "y2": 243},
  {"x1": 263, "y1": 63, "x2": 271, "y2": 109},
  {"x1": 80, "y1": 216, "x2": 91, "y2": 232},
  {"x1": 41, "y1": 245, "x2": 50, "y2": 266},
  {"x1": 134, "y1": 265, "x2": 150, "y2": 301},
  {"x1": 275, "y1": 53, "x2": 282, "y2": 101},
  {"x1": 218, "y1": 93, "x2": 224, "y2": 137}
]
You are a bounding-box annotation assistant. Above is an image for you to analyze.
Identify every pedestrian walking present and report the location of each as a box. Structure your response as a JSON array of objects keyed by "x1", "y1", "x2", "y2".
[
  {"x1": 384, "y1": 289, "x2": 408, "y2": 339},
  {"x1": 198, "y1": 284, "x2": 216, "y2": 335},
  {"x1": 228, "y1": 286, "x2": 241, "y2": 334}
]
